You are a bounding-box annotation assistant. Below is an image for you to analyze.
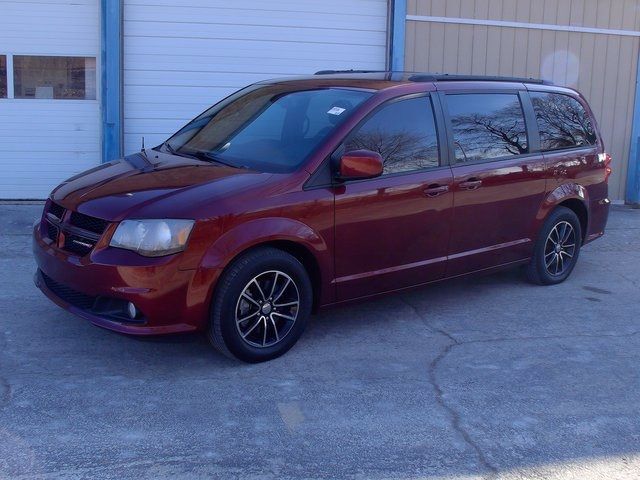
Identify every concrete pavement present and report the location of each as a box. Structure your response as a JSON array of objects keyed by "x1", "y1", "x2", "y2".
[{"x1": 0, "y1": 204, "x2": 639, "y2": 479}]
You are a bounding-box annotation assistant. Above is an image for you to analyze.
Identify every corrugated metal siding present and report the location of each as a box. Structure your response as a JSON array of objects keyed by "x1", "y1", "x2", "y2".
[
  {"x1": 405, "y1": 0, "x2": 640, "y2": 201},
  {"x1": 0, "y1": 0, "x2": 100, "y2": 199},
  {"x1": 122, "y1": 0, "x2": 389, "y2": 154}
]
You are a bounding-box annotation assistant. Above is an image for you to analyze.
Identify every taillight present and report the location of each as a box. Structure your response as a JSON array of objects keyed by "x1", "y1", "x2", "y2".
[{"x1": 599, "y1": 153, "x2": 612, "y2": 182}]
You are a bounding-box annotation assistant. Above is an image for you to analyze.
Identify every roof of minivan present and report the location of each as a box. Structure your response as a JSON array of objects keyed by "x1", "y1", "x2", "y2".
[{"x1": 258, "y1": 71, "x2": 554, "y2": 91}]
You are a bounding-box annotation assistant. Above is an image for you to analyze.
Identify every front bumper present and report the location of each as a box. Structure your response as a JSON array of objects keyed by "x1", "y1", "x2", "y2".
[{"x1": 33, "y1": 223, "x2": 217, "y2": 335}]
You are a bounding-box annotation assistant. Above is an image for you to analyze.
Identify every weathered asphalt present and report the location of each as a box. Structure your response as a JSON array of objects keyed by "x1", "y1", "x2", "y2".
[{"x1": 0, "y1": 204, "x2": 639, "y2": 479}]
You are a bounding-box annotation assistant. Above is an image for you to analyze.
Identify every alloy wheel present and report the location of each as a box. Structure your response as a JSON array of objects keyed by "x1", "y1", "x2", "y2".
[
  {"x1": 235, "y1": 270, "x2": 300, "y2": 348},
  {"x1": 544, "y1": 221, "x2": 576, "y2": 276}
]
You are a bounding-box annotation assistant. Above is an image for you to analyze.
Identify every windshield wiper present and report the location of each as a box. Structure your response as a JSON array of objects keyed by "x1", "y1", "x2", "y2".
[
  {"x1": 163, "y1": 142, "x2": 177, "y2": 155},
  {"x1": 164, "y1": 143, "x2": 242, "y2": 168},
  {"x1": 163, "y1": 142, "x2": 194, "y2": 159},
  {"x1": 188, "y1": 150, "x2": 240, "y2": 169}
]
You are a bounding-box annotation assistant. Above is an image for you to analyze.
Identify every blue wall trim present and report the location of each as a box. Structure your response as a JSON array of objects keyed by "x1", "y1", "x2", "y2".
[
  {"x1": 626, "y1": 53, "x2": 640, "y2": 205},
  {"x1": 101, "y1": 0, "x2": 122, "y2": 163},
  {"x1": 390, "y1": 0, "x2": 406, "y2": 71}
]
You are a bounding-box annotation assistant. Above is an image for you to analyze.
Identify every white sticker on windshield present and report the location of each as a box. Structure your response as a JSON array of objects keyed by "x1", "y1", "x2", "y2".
[{"x1": 327, "y1": 106, "x2": 346, "y2": 115}]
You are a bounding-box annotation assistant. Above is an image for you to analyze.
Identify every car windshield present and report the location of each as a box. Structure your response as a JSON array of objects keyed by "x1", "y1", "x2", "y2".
[{"x1": 164, "y1": 85, "x2": 373, "y2": 172}]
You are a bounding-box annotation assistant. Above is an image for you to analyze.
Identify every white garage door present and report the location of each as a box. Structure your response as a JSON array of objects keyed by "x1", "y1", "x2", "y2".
[
  {"x1": 123, "y1": 0, "x2": 388, "y2": 154},
  {"x1": 0, "y1": 0, "x2": 100, "y2": 199}
]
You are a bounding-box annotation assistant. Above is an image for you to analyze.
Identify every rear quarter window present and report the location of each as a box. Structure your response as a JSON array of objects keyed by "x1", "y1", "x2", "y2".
[
  {"x1": 530, "y1": 92, "x2": 597, "y2": 151},
  {"x1": 446, "y1": 93, "x2": 528, "y2": 163}
]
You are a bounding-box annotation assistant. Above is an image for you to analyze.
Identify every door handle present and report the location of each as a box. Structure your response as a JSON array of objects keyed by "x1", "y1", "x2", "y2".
[
  {"x1": 423, "y1": 184, "x2": 449, "y2": 197},
  {"x1": 459, "y1": 178, "x2": 482, "y2": 190}
]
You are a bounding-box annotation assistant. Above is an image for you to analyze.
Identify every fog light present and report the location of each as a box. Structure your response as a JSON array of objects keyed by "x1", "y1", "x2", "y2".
[{"x1": 126, "y1": 302, "x2": 138, "y2": 319}]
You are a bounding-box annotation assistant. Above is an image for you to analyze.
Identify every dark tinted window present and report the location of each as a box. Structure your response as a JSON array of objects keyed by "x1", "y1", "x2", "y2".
[
  {"x1": 447, "y1": 93, "x2": 528, "y2": 162},
  {"x1": 530, "y1": 92, "x2": 596, "y2": 150},
  {"x1": 344, "y1": 96, "x2": 439, "y2": 175},
  {"x1": 0, "y1": 56, "x2": 6, "y2": 98},
  {"x1": 167, "y1": 86, "x2": 371, "y2": 173}
]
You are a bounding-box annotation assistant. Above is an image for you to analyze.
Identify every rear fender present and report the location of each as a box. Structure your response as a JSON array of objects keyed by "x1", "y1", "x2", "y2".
[{"x1": 534, "y1": 182, "x2": 589, "y2": 239}]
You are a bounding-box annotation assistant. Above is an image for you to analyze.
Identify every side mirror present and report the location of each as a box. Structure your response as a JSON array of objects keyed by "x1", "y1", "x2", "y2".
[{"x1": 337, "y1": 150, "x2": 383, "y2": 181}]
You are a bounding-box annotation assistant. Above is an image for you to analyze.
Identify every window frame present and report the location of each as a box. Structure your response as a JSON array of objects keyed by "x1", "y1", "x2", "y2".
[
  {"x1": 440, "y1": 89, "x2": 538, "y2": 166},
  {"x1": 333, "y1": 92, "x2": 448, "y2": 184},
  {"x1": 0, "y1": 54, "x2": 7, "y2": 99},
  {"x1": 528, "y1": 90, "x2": 598, "y2": 154}
]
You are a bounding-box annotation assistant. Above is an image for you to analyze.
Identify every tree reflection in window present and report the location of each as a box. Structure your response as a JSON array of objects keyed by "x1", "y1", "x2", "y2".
[
  {"x1": 448, "y1": 94, "x2": 528, "y2": 162},
  {"x1": 0, "y1": 56, "x2": 6, "y2": 98},
  {"x1": 530, "y1": 92, "x2": 596, "y2": 151},
  {"x1": 344, "y1": 96, "x2": 439, "y2": 175}
]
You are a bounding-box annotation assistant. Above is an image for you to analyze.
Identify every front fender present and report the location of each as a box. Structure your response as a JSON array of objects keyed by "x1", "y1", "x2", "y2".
[
  {"x1": 191, "y1": 217, "x2": 333, "y2": 313},
  {"x1": 200, "y1": 217, "x2": 328, "y2": 269}
]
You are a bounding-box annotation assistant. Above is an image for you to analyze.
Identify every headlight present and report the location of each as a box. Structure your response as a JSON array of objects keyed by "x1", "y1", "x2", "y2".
[{"x1": 109, "y1": 219, "x2": 194, "y2": 257}]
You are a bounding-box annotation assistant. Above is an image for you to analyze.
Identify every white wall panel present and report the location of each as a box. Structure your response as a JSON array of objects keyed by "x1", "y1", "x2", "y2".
[
  {"x1": 0, "y1": 101, "x2": 100, "y2": 198},
  {"x1": 123, "y1": 0, "x2": 388, "y2": 153},
  {"x1": 0, "y1": 0, "x2": 100, "y2": 199}
]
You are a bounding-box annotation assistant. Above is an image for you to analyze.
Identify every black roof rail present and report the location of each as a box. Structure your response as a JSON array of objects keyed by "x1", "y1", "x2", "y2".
[
  {"x1": 314, "y1": 69, "x2": 386, "y2": 75},
  {"x1": 408, "y1": 73, "x2": 551, "y2": 84},
  {"x1": 313, "y1": 69, "x2": 551, "y2": 85}
]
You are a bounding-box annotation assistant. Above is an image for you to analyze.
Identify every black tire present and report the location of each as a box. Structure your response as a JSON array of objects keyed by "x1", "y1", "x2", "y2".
[
  {"x1": 208, "y1": 247, "x2": 313, "y2": 363},
  {"x1": 526, "y1": 206, "x2": 582, "y2": 285}
]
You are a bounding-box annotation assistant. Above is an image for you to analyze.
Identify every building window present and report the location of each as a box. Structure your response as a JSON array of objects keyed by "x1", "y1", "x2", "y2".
[
  {"x1": 0, "y1": 56, "x2": 6, "y2": 98},
  {"x1": 13, "y1": 56, "x2": 96, "y2": 100},
  {"x1": 530, "y1": 92, "x2": 596, "y2": 151},
  {"x1": 447, "y1": 93, "x2": 528, "y2": 163}
]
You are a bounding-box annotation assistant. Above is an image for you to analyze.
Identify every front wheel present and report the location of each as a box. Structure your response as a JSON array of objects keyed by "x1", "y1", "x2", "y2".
[
  {"x1": 208, "y1": 247, "x2": 313, "y2": 362},
  {"x1": 526, "y1": 206, "x2": 582, "y2": 285}
]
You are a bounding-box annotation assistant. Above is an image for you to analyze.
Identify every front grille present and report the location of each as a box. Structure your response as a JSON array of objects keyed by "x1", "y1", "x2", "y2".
[
  {"x1": 41, "y1": 203, "x2": 109, "y2": 257},
  {"x1": 70, "y1": 211, "x2": 108, "y2": 235},
  {"x1": 48, "y1": 202, "x2": 65, "y2": 220},
  {"x1": 41, "y1": 271, "x2": 97, "y2": 310},
  {"x1": 46, "y1": 222, "x2": 58, "y2": 242},
  {"x1": 63, "y1": 234, "x2": 96, "y2": 256}
]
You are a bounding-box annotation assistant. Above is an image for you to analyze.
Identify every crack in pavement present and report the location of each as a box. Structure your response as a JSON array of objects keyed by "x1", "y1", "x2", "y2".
[
  {"x1": 399, "y1": 296, "x2": 498, "y2": 478},
  {"x1": 0, "y1": 376, "x2": 11, "y2": 410},
  {"x1": 0, "y1": 329, "x2": 14, "y2": 410},
  {"x1": 399, "y1": 295, "x2": 640, "y2": 479}
]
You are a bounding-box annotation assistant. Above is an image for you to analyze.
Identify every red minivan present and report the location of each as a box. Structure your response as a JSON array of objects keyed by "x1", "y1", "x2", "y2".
[{"x1": 33, "y1": 72, "x2": 611, "y2": 362}]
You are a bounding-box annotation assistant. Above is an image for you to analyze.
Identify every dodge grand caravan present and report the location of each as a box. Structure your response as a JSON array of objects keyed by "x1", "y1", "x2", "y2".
[{"x1": 33, "y1": 71, "x2": 611, "y2": 362}]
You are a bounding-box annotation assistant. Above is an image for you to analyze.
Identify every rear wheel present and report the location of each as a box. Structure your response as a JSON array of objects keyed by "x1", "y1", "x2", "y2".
[
  {"x1": 526, "y1": 206, "x2": 582, "y2": 285},
  {"x1": 208, "y1": 247, "x2": 312, "y2": 362}
]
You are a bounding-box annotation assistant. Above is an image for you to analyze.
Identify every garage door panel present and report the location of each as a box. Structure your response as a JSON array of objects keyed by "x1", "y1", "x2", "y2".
[
  {"x1": 124, "y1": 55, "x2": 381, "y2": 74},
  {"x1": 125, "y1": 71, "x2": 317, "y2": 88},
  {"x1": 125, "y1": 0, "x2": 387, "y2": 16},
  {"x1": 123, "y1": 0, "x2": 387, "y2": 155},
  {"x1": 125, "y1": 37, "x2": 385, "y2": 59},
  {"x1": 125, "y1": 118, "x2": 195, "y2": 134},
  {"x1": 2, "y1": 2, "x2": 99, "y2": 54},
  {"x1": 124, "y1": 8, "x2": 387, "y2": 30},
  {"x1": 125, "y1": 104, "x2": 210, "y2": 121},
  {"x1": 125, "y1": 22, "x2": 387, "y2": 45},
  {"x1": 124, "y1": 134, "x2": 174, "y2": 151}
]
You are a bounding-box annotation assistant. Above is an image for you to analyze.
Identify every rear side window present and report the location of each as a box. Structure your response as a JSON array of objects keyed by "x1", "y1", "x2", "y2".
[
  {"x1": 344, "y1": 96, "x2": 439, "y2": 175},
  {"x1": 530, "y1": 92, "x2": 596, "y2": 151},
  {"x1": 447, "y1": 93, "x2": 528, "y2": 163}
]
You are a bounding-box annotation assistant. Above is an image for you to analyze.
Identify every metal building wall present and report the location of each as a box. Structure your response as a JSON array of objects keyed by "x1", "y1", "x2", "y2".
[{"x1": 404, "y1": 0, "x2": 640, "y2": 201}]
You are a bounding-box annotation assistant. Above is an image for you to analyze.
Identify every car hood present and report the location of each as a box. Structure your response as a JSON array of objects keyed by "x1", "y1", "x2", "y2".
[{"x1": 51, "y1": 151, "x2": 273, "y2": 221}]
